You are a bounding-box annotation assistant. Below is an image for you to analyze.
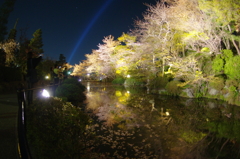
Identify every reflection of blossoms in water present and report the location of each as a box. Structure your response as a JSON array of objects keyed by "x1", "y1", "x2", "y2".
[
  {"x1": 86, "y1": 90, "x2": 137, "y2": 127},
  {"x1": 95, "y1": 102, "x2": 136, "y2": 127},
  {"x1": 82, "y1": 82, "x2": 240, "y2": 158},
  {"x1": 94, "y1": 123, "x2": 163, "y2": 158}
]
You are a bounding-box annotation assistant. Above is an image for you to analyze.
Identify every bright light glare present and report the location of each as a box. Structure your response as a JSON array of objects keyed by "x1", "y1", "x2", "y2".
[
  {"x1": 127, "y1": 75, "x2": 130, "y2": 78},
  {"x1": 42, "y1": 89, "x2": 50, "y2": 98},
  {"x1": 166, "y1": 112, "x2": 170, "y2": 116},
  {"x1": 45, "y1": 76, "x2": 49, "y2": 79}
]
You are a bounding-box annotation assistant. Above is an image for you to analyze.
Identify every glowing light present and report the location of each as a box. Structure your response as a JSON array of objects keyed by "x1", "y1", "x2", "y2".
[
  {"x1": 166, "y1": 112, "x2": 170, "y2": 116},
  {"x1": 87, "y1": 82, "x2": 90, "y2": 92},
  {"x1": 45, "y1": 75, "x2": 49, "y2": 79},
  {"x1": 127, "y1": 75, "x2": 130, "y2": 78},
  {"x1": 68, "y1": 0, "x2": 115, "y2": 63},
  {"x1": 42, "y1": 89, "x2": 50, "y2": 98}
]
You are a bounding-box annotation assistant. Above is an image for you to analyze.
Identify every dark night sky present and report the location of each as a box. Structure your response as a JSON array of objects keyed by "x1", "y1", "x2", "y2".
[{"x1": 6, "y1": 0, "x2": 158, "y2": 65}]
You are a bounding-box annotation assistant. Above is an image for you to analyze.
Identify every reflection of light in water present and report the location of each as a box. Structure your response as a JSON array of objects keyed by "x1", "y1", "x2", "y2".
[
  {"x1": 166, "y1": 111, "x2": 170, "y2": 116},
  {"x1": 87, "y1": 82, "x2": 90, "y2": 92},
  {"x1": 149, "y1": 99, "x2": 156, "y2": 111},
  {"x1": 115, "y1": 91, "x2": 122, "y2": 96}
]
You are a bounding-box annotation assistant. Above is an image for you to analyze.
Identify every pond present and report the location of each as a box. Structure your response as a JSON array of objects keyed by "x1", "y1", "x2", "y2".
[{"x1": 82, "y1": 81, "x2": 240, "y2": 159}]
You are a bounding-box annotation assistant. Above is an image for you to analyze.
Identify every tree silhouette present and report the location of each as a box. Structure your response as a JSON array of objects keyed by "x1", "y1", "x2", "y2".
[
  {"x1": 0, "y1": 0, "x2": 16, "y2": 42},
  {"x1": 29, "y1": 29, "x2": 44, "y2": 54}
]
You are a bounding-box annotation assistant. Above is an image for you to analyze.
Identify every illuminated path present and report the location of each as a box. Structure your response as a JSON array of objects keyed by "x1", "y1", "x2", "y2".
[{"x1": 68, "y1": 0, "x2": 115, "y2": 64}]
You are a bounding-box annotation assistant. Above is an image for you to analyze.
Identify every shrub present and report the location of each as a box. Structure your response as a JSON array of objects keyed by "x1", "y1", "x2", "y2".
[
  {"x1": 149, "y1": 76, "x2": 169, "y2": 89},
  {"x1": 209, "y1": 77, "x2": 225, "y2": 91},
  {"x1": 224, "y1": 55, "x2": 240, "y2": 80},
  {"x1": 27, "y1": 97, "x2": 94, "y2": 159},
  {"x1": 56, "y1": 78, "x2": 86, "y2": 106},
  {"x1": 124, "y1": 78, "x2": 145, "y2": 86},
  {"x1": 225, "y1": 79, "x2": 239, "y2": 88},
  {"x1": 61, "y1": 78, "x2": 86, "y2": 92},
  {"x1": 200, "y1": 56, "x2": 214, "y2": 76},
  {"x1": 227, "y1": 86, "x2": 238, "y2": 105},
  {"x1": 165, "y1": 80, "x2": 182, "y2": 96},
  {"x1": 212, "y1": 55, "x2": 224, "y2": 73},
  {"x1": 112, "y1": 77, "x2": 125, "y2": 84}
]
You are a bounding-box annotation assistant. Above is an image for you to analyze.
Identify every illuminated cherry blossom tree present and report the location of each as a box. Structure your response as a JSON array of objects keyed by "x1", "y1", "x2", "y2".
[{"x1": 0, "y1": 39, "x2": 19, "y2": 66}]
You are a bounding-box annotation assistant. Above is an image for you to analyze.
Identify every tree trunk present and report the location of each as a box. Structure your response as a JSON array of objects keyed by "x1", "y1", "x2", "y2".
[{"x1": 228, "y1": 25, "x2": 240, "y2": 55}]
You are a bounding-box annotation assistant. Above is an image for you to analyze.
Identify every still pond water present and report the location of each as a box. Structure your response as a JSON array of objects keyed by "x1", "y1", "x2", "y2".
[{"x1": 82, "y1": 81, "x2": 240, "y2": 159}]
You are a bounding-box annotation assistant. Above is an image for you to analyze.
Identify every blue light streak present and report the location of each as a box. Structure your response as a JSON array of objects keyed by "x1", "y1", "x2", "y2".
[{"x1": 68, "y1": 0, "x2": 114, "y2": 64}]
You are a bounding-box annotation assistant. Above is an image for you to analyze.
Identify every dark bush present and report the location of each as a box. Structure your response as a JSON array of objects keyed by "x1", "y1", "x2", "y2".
[
  {"x1": 27, "y1": 97, "x2": 95, "y2": 159},
  {"x1": 112, "y1": 77, "x2": 125, "y2": 84},
  {"x1": 165, "y1": 80, "x2": 182, "y2": 96},
  {"x1": 61, "y1": 78, "x2": 86, "y2": 92},
  {"x1": 149, "y1": 76, "x2": 169, "y2": 89},
  {"x1": 0, "y1": 66, "x2": 22, "y2": 82},
  {"x1": 124, "y1": 78, "x2": 145, "y2": 85},
  {"x1": 56, "y1": 78, "x2": 86, "y2": 106}
]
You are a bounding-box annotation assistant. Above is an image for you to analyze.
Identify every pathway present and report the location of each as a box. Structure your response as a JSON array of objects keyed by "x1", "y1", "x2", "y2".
[{"x1": 0, "y1": 93, "x2": 19, "y2": 159}]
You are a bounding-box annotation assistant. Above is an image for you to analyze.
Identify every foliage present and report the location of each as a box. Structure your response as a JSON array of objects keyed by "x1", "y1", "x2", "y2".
[
  {"x1": 56, "y1": 78, "x2": 86, "y2": 106},
  {"x1": 124, "y1": 78, "x2": 145, "y2": 86},
  {"x1": 112, "y1": 77, "x2": 125, "y2": 85},
  {"x1": 70, "y1": 0, "x2": 240, "y2": 104},
  {"x1": 0, "y1": 0, "x2": 16, "y2": 42},
  {"x1": 225, "y1": 79, "x2": 239, "y2": 88},
  {"x1": 36, "y1": 58, "x2": 55, "y2": 81},
  {"x1": 0, "y1": 39, "x2": 19, "y2": 66},
  {"x1": 198, "y1": 54, "x2": 214, "y2": 76},
  {"x1": 61, "y1": 78, "x2": 86, "y2": 91},
  {"x1": 209, "y1": 77, "x2": 225, "y2": 91},
  {"x1": 212, "y1": 54, "x2": 224, "y2": 73},
  {"x1": 181, "y1": 130, "x2": 206, "y2": 144},
  {"x1": 207, "y1": 119, "x2": 240, "y2": 141},
  {"x1": 224, "y1": 55, "x2": 240, "y2": 80},
  {"x1": 148, "y1": 76, "x2": 169, "y2": 89},
  {"x1": 165, "y1": 80, "x2": 182, "y2": 96},
  {"x1": 212, "y1": 50, "x2": 240, "y2": 80},
  {"x1": 28, "y1": 29, "x2": 44, "y2": 54},
  {"x1": 71, "y1": 60, "x2": 89, "y2": 77},
  {"x1": 57, "y1": 54, "x2": 66, "y2": 66},
  {"x1": 27, "y1": 97, "x2": 95, "y2": 159},
  {"x1": 171, "y1": 55, "x2": 200, "y2": 81}
]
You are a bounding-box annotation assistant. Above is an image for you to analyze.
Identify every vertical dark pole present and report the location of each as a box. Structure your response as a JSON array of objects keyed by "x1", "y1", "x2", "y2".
[
  {"x1": 17, "y1": 86, "x2": 31, "y2": 159},
  {"x1": 27, "y1": 82, "x2": 33, "y2": 105}
]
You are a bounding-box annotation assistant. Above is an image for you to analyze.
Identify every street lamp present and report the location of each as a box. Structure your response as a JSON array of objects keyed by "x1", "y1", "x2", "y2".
[{"x1": 42, "y1": 89, "x2": 50, "y2": 98}]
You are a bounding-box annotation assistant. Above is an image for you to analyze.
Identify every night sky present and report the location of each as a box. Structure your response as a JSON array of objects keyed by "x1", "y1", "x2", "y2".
[{"x1": 6, "y1": 0, "x2": 158, "y2": 65}]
